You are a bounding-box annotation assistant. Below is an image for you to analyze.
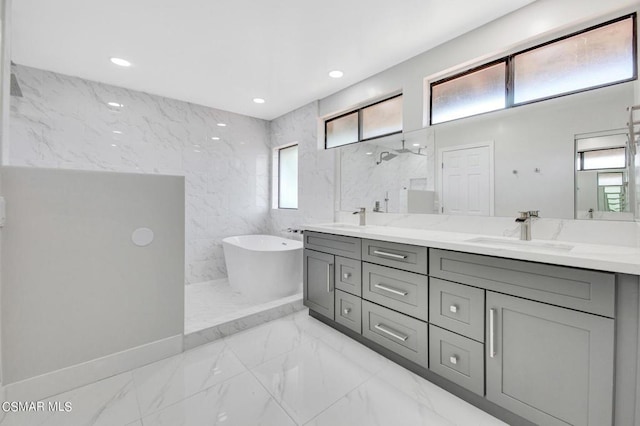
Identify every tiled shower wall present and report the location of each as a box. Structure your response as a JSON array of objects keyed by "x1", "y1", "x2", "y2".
[{"x1": 10, "y1": 64, "x2": 271, "y2": 283}]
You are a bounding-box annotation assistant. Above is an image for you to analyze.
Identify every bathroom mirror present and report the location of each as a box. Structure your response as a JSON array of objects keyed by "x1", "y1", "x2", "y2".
[
  {"x1": 339, "y1": 83, "x2": 636, "y2": 220},
  {"x1": 575, "y1": 130, "x2": 634, "y2": 221},
  {"x1": 340, "y1": 128, "x2": 436, "y2": 214}
]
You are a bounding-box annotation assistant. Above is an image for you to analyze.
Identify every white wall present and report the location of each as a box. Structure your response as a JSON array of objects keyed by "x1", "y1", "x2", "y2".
[
  {"x1": 0, "y1": 166, "x2": 184, "y2": 384},
  {"x1": 9, "y1": 65, "x2": 271, "y2": 283},
  {"x1": 268, "y1": 102, "x2": 335, "y2": 236}
]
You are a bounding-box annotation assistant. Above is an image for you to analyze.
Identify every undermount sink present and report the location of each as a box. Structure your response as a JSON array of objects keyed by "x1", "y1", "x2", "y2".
[{"x1": 466, "y1": 237, "x2": 574, "y2": 252}]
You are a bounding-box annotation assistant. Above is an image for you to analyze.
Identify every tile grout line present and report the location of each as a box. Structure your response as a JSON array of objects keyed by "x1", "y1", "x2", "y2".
[
  {"x1": 301, "y1": 373, "x2": 379, "y2": 425},
  {"x1": 132, "y1": 339, "x2": 248, "y2": 421}
]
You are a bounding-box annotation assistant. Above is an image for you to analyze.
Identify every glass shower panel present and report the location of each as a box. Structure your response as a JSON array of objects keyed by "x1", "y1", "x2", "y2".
[
  {"x1": 514, "y1": 17, "x2": 634, "y2": 104},
  {"x1": 431, "y1": 62, "x2": 506, "y2": 124}
]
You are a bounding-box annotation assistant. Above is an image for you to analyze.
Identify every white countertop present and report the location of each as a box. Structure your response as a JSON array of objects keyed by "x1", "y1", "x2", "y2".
[{"x1": 303, "y1": 223, "x2": 640, "y2": 275}]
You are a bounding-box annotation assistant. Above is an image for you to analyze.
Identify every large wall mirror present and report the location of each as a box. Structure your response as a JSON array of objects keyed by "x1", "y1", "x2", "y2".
[{"x1": 339, "y1": 82, "x2": 636, "y2": 220}]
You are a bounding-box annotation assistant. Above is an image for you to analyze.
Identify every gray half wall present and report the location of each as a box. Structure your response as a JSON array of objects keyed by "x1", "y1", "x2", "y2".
[{"x1": 0, "y1": 166, "x2": 184, "y2": 384}]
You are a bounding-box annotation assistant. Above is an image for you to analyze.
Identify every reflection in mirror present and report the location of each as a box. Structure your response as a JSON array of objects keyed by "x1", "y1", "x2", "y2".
[
  {"x1": 340, "y1": 128, "x2": 436, "y2": 214},
  {"x1": 575, "y1": 131, "x2": 634, "y2": 220}
]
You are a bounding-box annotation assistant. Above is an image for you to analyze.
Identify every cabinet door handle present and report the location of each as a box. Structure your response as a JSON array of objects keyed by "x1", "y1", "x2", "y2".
[
  {"x1": 449, "y1": 305, "x2": 458, "y2": 313},
  {"x1": 374, "y1": 283, "x2": 408, "y2": 296},
  {"x1": 374, "y1": 323, "x2": 409, "y2": 341},
  {"x1": 489, "y1": 308, "x2": 496, "y2": 358},
  {"x1": 373, "y1": 250, "x2": 407, "y2": 259},
  {"x1": 343, "y1": 272, "x2": 351, "y2": 279},
  {"x1": 343, "y1": 308, "x2": 351, "y2": 315},
  {"x1": 449, "y1": 355, "x2": 458, "y2": 365},
  {"x1": 327, "y1": 264, "x2": 333, "y2": 293}
]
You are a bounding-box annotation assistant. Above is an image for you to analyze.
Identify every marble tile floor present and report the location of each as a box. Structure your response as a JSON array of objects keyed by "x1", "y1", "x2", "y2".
[
  {"x1": 0, "y1": 309, "x2": 506, "y2": 426},
  {"x1": 184, "y1": 278, "x2": 302, "y2": 334}
]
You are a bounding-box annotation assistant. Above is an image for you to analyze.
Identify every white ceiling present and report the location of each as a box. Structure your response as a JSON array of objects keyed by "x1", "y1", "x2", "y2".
[{"x1": 12, "y1": 0, "x2": 535, "y2": 120}]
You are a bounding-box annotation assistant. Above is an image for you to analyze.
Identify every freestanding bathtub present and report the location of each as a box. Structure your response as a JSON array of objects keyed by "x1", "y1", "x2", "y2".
[{"x1": 222, "y1": 234, "x2": 303, "y2": 302}]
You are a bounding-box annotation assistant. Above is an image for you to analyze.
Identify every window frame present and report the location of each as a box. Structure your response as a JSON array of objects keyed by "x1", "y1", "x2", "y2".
[
  {"x1": 324, "y1": 93, "x2": 403, "y2": 149},
  {"x1": 429, "y1": 58, "x2": 508, "y2": 125},
  {"x1": 429, "y1": 13, "x2": 637, "y2": 125},
  {"x1": 577, "y1": 146, "x2": 627, "y2": 171},
  {"x1": 275, "y1": 143, "x2": 298, "y2": 210}
]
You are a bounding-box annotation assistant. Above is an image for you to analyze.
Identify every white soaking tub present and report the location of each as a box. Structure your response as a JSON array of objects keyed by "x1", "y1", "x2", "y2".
[{"x1": 222, "y1": 234, "x2": 303, "y2": 302}]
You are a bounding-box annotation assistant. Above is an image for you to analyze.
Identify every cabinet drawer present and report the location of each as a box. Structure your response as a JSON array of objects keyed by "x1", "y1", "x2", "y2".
[
  {"x1": 304, "y1": 231, "x2": 361, "y2": 260},
  {"x1": 334, "y1": 290, "x2": 361, "y2": 334},
  {"x1": 429, "y1": 278, "x2": 484, "y2": 342},
  {"x1": 362, "y1": 239, "x2": 427, "y2": 274},
  {"x1": 363, "y1": 262, "x2": 428, "y2": 321},
  {"x1": 429, "y1": 249, "x2": 615, "y2": 318},
  {"x1": 335, "y1": 256, "x2": 362, "y2": 297},
  {"x1": 362, "y1": 300, "x2": 428, "y2": 367},
  {"x1": 429, "y1": 325, "x2": 484, "y2": 396}
]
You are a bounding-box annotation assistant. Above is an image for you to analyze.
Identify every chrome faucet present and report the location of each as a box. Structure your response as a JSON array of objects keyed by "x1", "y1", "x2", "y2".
[
  {"x1": 353, "y1": 207, "x2": 366, "y2": 226},
  {"x1": 515, "y1": 210, "x2": 539, "y2": 241}
]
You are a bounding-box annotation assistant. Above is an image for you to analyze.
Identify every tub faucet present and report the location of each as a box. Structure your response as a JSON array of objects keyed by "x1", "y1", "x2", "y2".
[
  {"x1": 515, "y1": 210, "x2": 539, "y2": 241},
  {"x1": 353, "y1": 207, "x2": 366, "y2": 226}
]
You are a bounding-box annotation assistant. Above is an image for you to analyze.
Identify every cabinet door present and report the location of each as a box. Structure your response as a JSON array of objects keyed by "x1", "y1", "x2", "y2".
[
  {"x1": 303, "y1": 249, "x2": 335, "y2": 319},
  {"x1": 486, "y1": 292, "x2": 614, "y2": 426}
]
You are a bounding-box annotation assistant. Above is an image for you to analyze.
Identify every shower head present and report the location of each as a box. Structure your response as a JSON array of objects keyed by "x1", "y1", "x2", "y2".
[
  {"x1": 376, "y1": 151, "x2": 397, "y2": 165},
  {"x1": 394, "y1": 140, "x2": 412, "y2": 154},
  {"x1": 394, "y1": 139, "x2": 427, "y2": 156}
]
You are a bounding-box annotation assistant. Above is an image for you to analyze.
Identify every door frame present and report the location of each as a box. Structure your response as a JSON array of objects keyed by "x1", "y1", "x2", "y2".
[{"x1": 437, "y1": 141, "x2": 495, "y2": 216}]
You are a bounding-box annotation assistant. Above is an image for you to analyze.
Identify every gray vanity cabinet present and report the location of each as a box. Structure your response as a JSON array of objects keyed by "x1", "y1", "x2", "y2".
[
  {"x1": 303, "y1": 249, "x2": 335, "y2": 320},
  {"x1": 486, "y1": 291, "x2": 615, "y2": 426}
]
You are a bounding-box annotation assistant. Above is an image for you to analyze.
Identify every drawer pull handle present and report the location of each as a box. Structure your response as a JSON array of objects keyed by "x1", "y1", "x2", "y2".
[
  {"x1": 489, "y1": 308, "x2": 496, "y2": 358},
  {"x1": 374, "y1": 323, "x2": 409, "y2": 342},
  {"x1": 449, "y1": 305, "x2": 458, "y2": 313},
  {"x1": 343, "y1": 272, "x2": 351, "y2": 279},
  {"x1": 449, "y1": 355, "x2": 458, "y2": 365},
  {"x1": 373, "y1": 250, "x2": 407, "y2": 260},
  {"x1": 327, "y1": 264, "x2": 333, "y2": 293},
  {"x1": 374, "y1": 283, "x2": 408, "y2": 296},
  {"x1": 343, "y1": 308, "x2": 351, "y2": 315}
]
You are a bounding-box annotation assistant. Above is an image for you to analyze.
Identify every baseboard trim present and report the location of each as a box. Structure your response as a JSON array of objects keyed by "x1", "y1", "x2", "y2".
[{"x1": 4, "y1": 334, "x2": 183, "y2": 401}]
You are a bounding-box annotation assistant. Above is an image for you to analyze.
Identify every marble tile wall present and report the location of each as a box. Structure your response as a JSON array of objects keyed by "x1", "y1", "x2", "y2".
[
  {"x1": 9, "y1": 64, "x2": 271, "y2": 283},
  {"x1": 268, "y1": 101, "x2": 335, "y2": 239}
]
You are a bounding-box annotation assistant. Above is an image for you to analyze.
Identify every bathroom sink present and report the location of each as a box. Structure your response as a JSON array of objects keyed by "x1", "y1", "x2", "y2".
[{"x1": 465, "y1": 237, "x2": 574, "y2": 252}]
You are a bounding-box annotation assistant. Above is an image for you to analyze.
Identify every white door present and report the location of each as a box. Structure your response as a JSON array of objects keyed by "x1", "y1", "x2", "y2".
[{"x1": 441, "y1": 145, "x2": 491, "y2": 215}]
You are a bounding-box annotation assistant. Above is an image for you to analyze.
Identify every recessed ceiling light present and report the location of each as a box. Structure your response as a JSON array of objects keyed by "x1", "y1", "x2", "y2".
[
  {"x1": 366, "y1": 152, "x2": 373, "y2": 155},
  {"x1": 107, "y1": 102, "x2": 123, "y2": 108},
  {"x1": 112, "y1": 130, "x2": 123, "y2": 134},
  {"x1": 110, "y1": 57, "x2": 132, "y2": 67},
  {"x1": 329, "y1": 70, "x2": 344, "y2": 78},
  {"x1": 111, "y1": 143, "x2": 118, "y2": 147},
  {"x1": 194, "y1": 149, "x2": 201, "y2": 153},
  {"x1": 412, "y1": 143, "x2": 420, "y2": 147},
  {"x1": 217, "y1": 123, "x2": 226, "y2": 127},
  {"x1": 193, "y1": 144, "x2": 201, "y2": 148},
  {"x1": 253, "y1": 98, "x2": 265, "y2": 104},
  {"x1": 211, "y1": 136, "x2": 220, "y2": 140}
]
